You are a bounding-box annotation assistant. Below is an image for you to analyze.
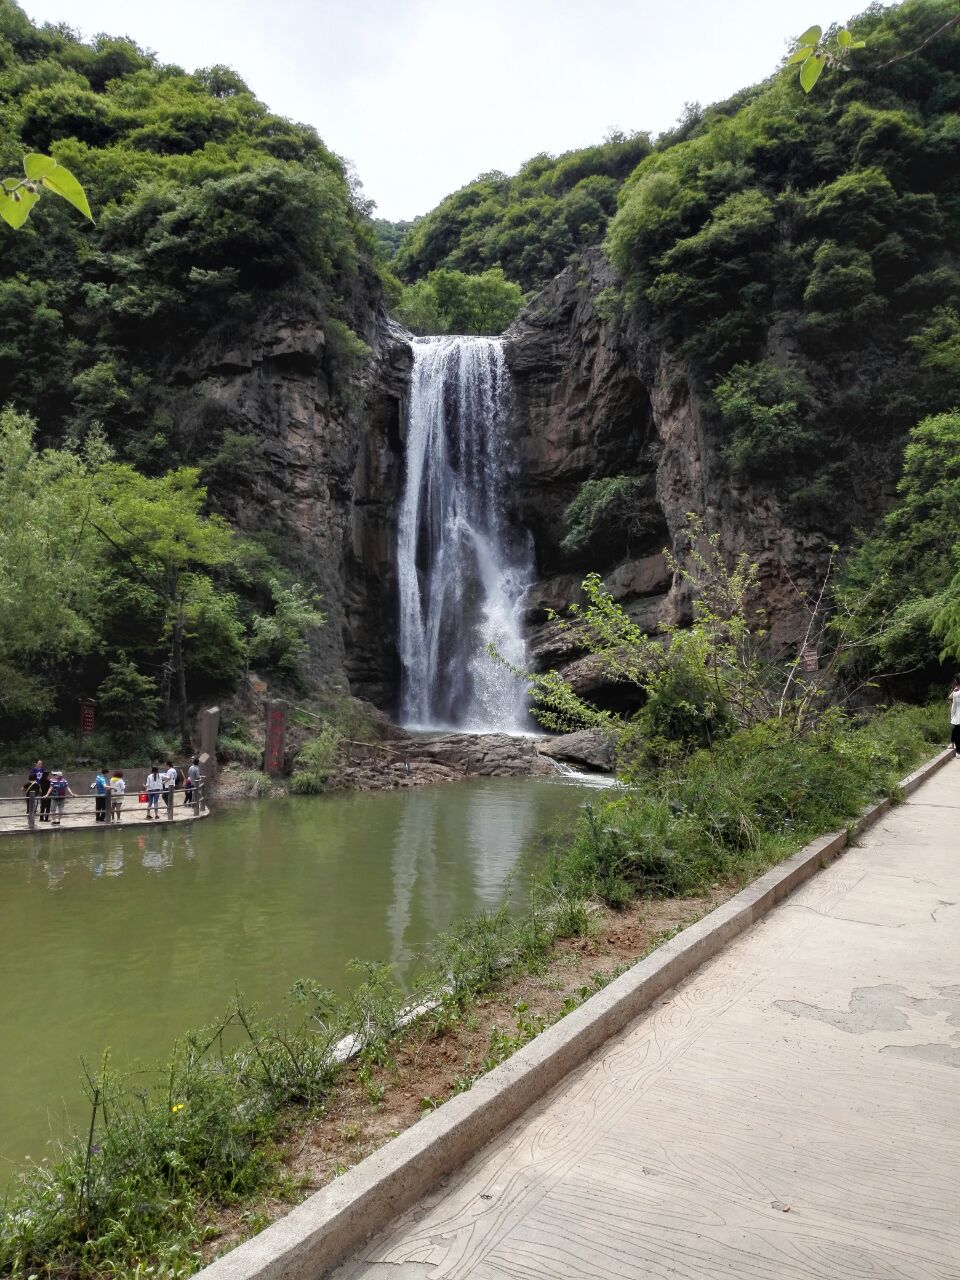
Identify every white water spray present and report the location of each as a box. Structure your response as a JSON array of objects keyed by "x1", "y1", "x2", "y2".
[{"x1": 397, "y1": 336, "x2": 533, "y2": 731}]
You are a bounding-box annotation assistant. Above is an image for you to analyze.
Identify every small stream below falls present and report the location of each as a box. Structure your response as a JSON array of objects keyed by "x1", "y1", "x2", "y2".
[{"x1": 0, "y1": 776, "x2": 592, "y2": 1179}]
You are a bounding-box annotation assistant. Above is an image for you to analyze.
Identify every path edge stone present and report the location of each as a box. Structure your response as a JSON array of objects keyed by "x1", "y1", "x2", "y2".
[{"x1": 200, "y1": 747, "x2": 954, "y2": 1280}]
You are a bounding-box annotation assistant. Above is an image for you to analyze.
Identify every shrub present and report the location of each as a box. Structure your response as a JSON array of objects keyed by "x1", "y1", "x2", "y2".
[
  {"x1": 235, "y1": 769, "x2": 273, "y2": 797},
  {"x1": 713, "y1": 359, "x2": 816, "y2": 475},
  {"x1": 288, "y1": 722, "x2": 342, "y2": 793},
  {"x1": 551, "y1": 703, "x2": 944, "y2": 909},
  {"x1": 561, "y1": 475, "x2": 654, "y2": 558},
  {"x1": 217, "y1": 732, "x2": 261, "y2": 767}
]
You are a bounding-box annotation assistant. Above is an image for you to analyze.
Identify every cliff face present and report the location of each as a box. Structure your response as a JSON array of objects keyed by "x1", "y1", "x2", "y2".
[
  {"x1": 182, "y1": 291, "x2": 411, "y2": 708},
  {"x1": 503, "y1": 251, "x2": 836, "y2": 701},
  {"x1": 184, "y1": 250, "x2": 847, "y2": 720}
]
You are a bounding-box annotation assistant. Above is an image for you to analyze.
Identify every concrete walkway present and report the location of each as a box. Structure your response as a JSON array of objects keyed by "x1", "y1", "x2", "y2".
[{"x1": 336, "y1": 764, "x2": 960, "y2": 1280}]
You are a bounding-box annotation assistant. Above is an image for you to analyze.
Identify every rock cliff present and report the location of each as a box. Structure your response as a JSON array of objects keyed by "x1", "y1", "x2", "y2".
[
  {"x1": 503, "y1": 250, "x2": 835, "y2": 701},
  {"x1": 185, "y1": 249, "x2": 843, "y2": 721},
  {"x1": 181, "y1": 287, "x2": 411, "y2": 708}
]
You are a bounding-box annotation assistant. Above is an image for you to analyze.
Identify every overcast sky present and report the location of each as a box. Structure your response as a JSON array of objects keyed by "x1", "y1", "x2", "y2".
[{"x1": 25, "y1": 0, "x2": 873, "y2": 220}]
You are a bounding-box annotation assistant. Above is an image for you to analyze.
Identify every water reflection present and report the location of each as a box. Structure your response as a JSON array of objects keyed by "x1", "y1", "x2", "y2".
[
  {"x1": 385, "y1": 780, "x2": 539, "y2": 971},
  {"x1": 0, "y1": 777, "x2": 588, "y2": 1177}
]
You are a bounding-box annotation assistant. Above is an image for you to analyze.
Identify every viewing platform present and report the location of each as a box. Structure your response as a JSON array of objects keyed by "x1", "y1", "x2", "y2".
[{"x1": 0, "y1": 787, "x2": 209, "y2": 837}]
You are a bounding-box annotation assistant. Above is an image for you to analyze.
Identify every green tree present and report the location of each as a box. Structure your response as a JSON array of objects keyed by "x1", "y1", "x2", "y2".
[
  {"x1": 247, "y1": 580, "x2": 325, "y2": 675},
  {"x1": 394, "y1": 267, "x2": 523, "y2": 335},
  {"x1": 0, "y1": 409, "x2": 101, "y2": 717},
  {"x1": 837, "y1": 410, "x2": 960, "y2": 669},
  {"x1": 90, "y1": 465, "x2": 238, "y2": 749},
  {"x1": 95, "y1": 653, "x2": 161, "y2": 747},
  {"x1": 713, "y1": 360, "x2": 816, "y2": 475}
]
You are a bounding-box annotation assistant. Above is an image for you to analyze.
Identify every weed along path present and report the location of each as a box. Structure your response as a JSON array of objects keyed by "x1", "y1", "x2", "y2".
[{"x1": 214, "y1": 756, "x2": 959, "y2": 1280}]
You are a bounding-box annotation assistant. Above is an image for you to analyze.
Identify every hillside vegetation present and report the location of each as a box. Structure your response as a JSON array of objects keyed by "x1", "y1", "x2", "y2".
[
  {"x1": 392, "y1": 132, "x2": 652, "y2": 292},
  {"x1": 0, "y1": 3, "x2": 374, "y2": 746},
  {"x1": 607, "y1": 0, "x2": 960, "y2": 515},
  {"x1": 0, "y1": 2, "x2": 376, "y2": 460}
]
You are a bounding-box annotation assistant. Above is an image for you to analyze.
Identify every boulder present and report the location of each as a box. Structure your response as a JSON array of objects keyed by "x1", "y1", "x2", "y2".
[{"x1": 536, "y1": 729, "x2": 616, "y2": 772}]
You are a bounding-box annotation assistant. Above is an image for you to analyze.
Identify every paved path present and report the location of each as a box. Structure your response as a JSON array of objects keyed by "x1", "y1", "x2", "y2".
[{"x1": 336, "y1": 764, "x2": 960, "y2": 1280}]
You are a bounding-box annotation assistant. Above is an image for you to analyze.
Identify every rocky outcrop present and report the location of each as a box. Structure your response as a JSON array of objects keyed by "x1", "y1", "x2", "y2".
[
  {"x1": 503, "y1": 249, "x2": 835, "y2": 692},
  {"x1": 536, "y1": 729, "x2": 616, "y2": 772},
  {"x1": 406, "y1": 733, "x2": 557, "y2": 778},
  {"x1": 184, "y1": 244, "x2": 838, "y2": 727},
  {"x1": 329, "y1": 730, "x2": 564, "y2": 790},
  {"x1": 185, "y1": 291, "x2": 411, "y2": 708}
]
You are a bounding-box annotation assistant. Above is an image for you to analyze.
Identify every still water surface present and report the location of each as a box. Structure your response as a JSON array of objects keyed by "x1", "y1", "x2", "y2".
[{"x1": 0, "y1": 777, "x2": 589, "y2": 1177}]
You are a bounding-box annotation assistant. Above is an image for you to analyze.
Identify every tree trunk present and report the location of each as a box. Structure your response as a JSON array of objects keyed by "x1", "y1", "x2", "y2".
[
  {"x1": 172, "y1": 614, "x2": 190, "y2": 754},
  {"x1": 169, "y1": 572, "x2": 190, "y2": 754}
]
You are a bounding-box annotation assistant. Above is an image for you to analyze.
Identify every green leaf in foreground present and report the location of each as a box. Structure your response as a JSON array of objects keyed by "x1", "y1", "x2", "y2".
[
  {"x1": 22, "y1": 152, "x2": 58, "y2": 181},
  {"x1": 800, "y1": 54, "x2": 825, "y2": 92},
  {"x1": 796, "y1": 24, "x2": 822, "y2": 46},
  {"x1": 787, "y1": 45, "x2": 816, "y2": 64},
  {"x1": 39, "y1": 163, "x2": 94, "y2": 221},
  {"x1": 0, "y1": 186, "x2": 38, "y2": 229}
]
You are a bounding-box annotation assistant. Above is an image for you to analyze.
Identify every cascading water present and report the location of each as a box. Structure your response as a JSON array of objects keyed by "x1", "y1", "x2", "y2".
[{"x1": 397, "y1": 336, "x2": 534, "y2": 731}]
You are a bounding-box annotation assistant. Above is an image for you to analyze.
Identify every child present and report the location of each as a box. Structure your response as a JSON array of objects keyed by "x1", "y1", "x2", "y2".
[{"x1": 109, "y1": 770, "x2": 126, "y2": 823}]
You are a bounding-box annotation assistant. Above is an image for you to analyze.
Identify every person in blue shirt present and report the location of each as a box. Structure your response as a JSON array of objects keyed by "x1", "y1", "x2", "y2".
[{"x1": 90, "y1": 767, "x2": 110, "y2": 823}]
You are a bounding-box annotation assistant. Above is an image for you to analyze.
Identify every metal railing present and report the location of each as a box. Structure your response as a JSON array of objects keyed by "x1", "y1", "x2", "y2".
[{"x1": 0, "y1": 777, "x2": 207, "y2": 829}]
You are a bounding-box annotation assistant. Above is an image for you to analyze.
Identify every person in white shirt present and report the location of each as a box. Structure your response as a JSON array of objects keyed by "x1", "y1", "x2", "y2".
[
  {"x1": 144, "y1": 764, "x2": 163, "y2": 819},
  {"x1": 162, "y1": 760, "x2": 178, "y2": 819},
  {"x1": 950, "y1": 678, "x2": 960, "y2": 758},
  {"x1": 109, "y1": 770, "x2": 126, "y2": 823}
]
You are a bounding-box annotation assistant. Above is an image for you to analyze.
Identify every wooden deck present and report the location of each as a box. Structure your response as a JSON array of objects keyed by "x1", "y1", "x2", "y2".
[{"x1": 0, "y1": 802, "x2": 210, "y2": 837}]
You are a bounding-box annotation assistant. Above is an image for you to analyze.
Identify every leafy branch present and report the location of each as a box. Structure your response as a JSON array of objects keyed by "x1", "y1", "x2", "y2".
[
  {"x1": 1, "y1": 153, "x2": 94, "y2": 230},
  {"x1": 788, "y1": 24, "x2": 866, "y2": 93}
]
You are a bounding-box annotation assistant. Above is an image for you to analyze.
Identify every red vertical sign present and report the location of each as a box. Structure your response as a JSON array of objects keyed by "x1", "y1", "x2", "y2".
[{"x1": 80, "y1": 700, "x2": 95, "y2": 735}]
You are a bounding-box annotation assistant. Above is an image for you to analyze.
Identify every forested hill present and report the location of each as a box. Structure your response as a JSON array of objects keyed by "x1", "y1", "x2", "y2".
[
  {"x1": 0, "y1": 2, "x2": 387, "y2": 750},
  {"x1": 0, "y1": 1, "x2": 378, "y2": 459},
  {"x1": 606, "y1": 0, "x2": 960, "y2": 516},
  {"x1": 391, "y1": 133, "x2": 652, "y2": 292}
]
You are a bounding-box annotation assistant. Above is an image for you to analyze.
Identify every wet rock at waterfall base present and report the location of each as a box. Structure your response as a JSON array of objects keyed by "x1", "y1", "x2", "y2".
[
  {"x1": 407, "y1": 733, "x2": 556, "y2": 778},
  {"x1": 536, "y1": 730, "x2": 616, "y2": 773},
  {"x1": 326, "y1": 731, "x2": 559, "y2": 790}
]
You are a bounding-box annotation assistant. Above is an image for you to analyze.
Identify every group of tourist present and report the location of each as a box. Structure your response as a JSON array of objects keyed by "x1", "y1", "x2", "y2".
[{"x1": 21, "y1": 758, "x2": 202, "y2": 827}]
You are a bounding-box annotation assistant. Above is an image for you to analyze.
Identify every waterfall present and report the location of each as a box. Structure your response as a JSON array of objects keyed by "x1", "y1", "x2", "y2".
[{"x1": 397, "y1": 336, "x2": 534, "y2": 731}]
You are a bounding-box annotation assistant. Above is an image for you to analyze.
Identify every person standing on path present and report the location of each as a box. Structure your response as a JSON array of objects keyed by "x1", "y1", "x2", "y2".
[
  {"x1": 90, "y1": 767, "x2": 110, "y2": 822},
  {"x1": 45, "y1": 770, "x2": 75, "y2": 826},
  {"x1": 144, "y1": 764, "x2": 163, "y2": 819},
  {"x1": 950, "y1": 677, "x2": 960, "y2": 757},
  {"x1": 36, "y1": 764, "x2": 51, "y2": 822},
  {"x1": 22, "y1": 768, "x2": 41, "y2": 822},
  {"x1": 183, "y1": 756, "x2": 201, "y2": 807},
  {"x1": 162, "y1": 760, "x2": 177, "y2": 819},
  {"x1": 109, "y1": 770, "x2": 125, "y2": 823}
]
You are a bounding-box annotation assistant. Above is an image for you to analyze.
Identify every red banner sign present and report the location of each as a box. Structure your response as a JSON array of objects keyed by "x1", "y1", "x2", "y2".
[{"x1": 80, "y1": 700, "x2": 95, "y2": 735}]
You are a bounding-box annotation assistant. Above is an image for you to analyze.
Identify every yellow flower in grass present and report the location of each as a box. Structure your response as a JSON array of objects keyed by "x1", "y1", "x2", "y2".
[{"x1": 171, "y1": 1103, "x2": 185, "y2": 1113}]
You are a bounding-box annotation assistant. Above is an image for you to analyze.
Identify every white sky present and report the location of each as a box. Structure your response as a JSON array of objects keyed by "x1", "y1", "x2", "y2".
[{"x1": 24, "y1": 0, "x2": 870, "y2": 220}]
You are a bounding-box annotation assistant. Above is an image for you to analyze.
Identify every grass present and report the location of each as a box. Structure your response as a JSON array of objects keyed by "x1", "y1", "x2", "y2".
[
  {"x1": 551, "y1": 703, "x2": 945, "y2": 909},
  {"x1": 0, "y1": 700, "x2": 946, "y2": 1278}
]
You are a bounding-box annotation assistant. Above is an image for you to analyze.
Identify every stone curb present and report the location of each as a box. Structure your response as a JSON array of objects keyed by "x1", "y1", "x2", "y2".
[{"x1": 200, "y1": 747, "x2": 954, "y2": 1280}]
